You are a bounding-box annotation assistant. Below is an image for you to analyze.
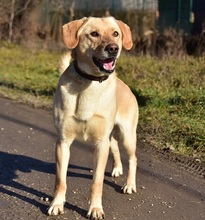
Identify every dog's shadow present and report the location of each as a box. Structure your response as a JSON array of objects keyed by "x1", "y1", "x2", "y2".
[{"x1": 0, "y1": 151, "x2": 121, "y2": 218}]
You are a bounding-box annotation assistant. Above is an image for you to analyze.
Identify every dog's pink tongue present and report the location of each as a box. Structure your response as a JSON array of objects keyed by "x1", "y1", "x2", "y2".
[{"x1": 102, "y1": 58, "x2": 114, "y2": 71}]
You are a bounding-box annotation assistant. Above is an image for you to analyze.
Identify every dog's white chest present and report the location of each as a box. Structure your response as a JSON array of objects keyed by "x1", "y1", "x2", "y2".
[
  {"x1": 75, "y1": 95, "x2": 96, "y2": 120},
  {"x1": 74, "y1": 87, "x2": 100, "y2": 121}
]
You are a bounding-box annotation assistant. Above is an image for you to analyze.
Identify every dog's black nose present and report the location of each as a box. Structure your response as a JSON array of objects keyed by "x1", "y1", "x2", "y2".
[{"x1": 105, "y1": 43, "x2": 119, "y2": 56}]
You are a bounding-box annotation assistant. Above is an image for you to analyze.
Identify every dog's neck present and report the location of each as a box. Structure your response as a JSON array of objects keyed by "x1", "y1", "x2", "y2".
[{"x1": 73, "y1": 60, "x2": 109, "y2": 83}]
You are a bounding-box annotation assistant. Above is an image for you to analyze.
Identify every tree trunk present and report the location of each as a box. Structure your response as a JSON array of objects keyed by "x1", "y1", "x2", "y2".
[{"x1": 8, "y1": 0, "x2": 15, "y2": 42}]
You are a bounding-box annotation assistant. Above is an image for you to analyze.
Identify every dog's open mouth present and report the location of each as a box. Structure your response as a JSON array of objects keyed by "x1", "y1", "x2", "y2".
[{"x1": 93, "y1": 57, "x2": 116, "y2": 74}]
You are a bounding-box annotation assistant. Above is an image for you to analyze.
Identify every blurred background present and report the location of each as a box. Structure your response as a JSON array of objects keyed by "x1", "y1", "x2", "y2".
[{"x1": 0, "y1": 0, "x2": 205, "y2": 56}]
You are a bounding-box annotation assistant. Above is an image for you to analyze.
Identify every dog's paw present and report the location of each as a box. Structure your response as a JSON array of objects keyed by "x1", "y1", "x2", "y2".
[
  {"x1": 47, "y1": 203, "x2": 64, "y2": 216},
  {"x1": 122, "y1": 183, "x2": 136, "y2": 194},
  {"x1": 87, "y1": 207, "x2": 105, "y2": 220},
  {"x1": 111, "y1": 166, "x2": 123, "y2": 177}
]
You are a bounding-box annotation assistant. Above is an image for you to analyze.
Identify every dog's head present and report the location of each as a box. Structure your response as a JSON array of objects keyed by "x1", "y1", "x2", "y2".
[{"x1": 62, "y1": 17, "x2": 133, "y2": 76}]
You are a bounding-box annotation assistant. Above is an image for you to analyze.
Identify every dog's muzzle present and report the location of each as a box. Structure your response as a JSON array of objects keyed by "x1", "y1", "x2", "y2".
[{"x1": 93, "y1": 43, "x2": 119, "y2": 74}]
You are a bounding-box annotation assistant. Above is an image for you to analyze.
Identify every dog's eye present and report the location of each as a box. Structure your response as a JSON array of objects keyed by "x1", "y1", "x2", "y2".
[
  {"x1": 113, "y1": 31, "x2": 119, "y2": 37},
  {"x1": 90, "y1": 31, "x2": 99, "y2": 37}
]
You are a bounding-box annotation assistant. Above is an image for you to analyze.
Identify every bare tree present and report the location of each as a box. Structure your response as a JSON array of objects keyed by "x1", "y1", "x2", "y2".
[
  {"x1": 8, "y1": 0, "x2": 15, "y2": 42},
  {"x1": 7, "y1": 0, "x2": 32, "y2": 42}
]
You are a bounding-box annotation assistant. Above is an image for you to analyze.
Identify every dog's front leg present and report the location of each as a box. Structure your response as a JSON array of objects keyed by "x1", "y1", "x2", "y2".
[
  {"x1": 87, "y1": 140, "x2": 110, "y2": 220},
  {"x1": 48, "y1": 139, "x2": 73, "y2": 216}
]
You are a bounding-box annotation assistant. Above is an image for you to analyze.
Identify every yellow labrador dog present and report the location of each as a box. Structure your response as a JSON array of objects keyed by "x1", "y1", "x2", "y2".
[{"x1": 48, "y1": 17, "x2": 139, "y2": 219}]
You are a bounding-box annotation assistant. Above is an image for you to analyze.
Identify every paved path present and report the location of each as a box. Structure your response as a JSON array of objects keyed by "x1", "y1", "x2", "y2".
[{"x1": 0, "y1": 97, "x2": 204, "y2": 220}]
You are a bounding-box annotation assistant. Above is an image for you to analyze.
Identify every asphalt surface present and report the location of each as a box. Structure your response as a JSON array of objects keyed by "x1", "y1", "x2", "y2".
[{"x1": 0, "y1": 97, "x2": 204, "y2": 220}]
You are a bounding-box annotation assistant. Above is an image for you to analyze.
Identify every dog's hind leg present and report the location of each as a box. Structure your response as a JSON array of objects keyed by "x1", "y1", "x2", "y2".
[
  {"x1": 121, "y1": 129, "x2": 137, "y2": 194},
  {"x1": 110, "y1": 137, "x2": 123, "y2": 177}
]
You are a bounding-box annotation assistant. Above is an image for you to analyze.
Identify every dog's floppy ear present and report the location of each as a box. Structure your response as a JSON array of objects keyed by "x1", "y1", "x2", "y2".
[
  {"x1": 116, "y1": 20, "x2": 133, "y2": 50},
  {"x1": 62, "y1": 17, "x2": 88, "y2": 49}
]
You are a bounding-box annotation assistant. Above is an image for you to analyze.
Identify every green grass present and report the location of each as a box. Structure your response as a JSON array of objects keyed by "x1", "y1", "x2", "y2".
[
  {"x1": 117, "y1": 55, "x2": 205, "y2": 161},
  {"x1": 0, "y1": 42, "x2": 60, "y2": 98},
  {"x1": 0, "y1": 42, "x2": 205, "y2": 162}
]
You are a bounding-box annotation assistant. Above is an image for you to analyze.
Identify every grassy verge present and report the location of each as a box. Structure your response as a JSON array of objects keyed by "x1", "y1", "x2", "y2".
[
  {"x1": 0, "y1": 42, "x2": 59, "y2": 108},
  {"x1": 117, "y1": 55, "x2": 205, "y2": 161},
  {"x1": 0, "y1": 42, "x2": 204, "y2": 162}
]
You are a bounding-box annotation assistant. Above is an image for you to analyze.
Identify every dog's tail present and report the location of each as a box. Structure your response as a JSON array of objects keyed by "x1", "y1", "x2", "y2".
[{"x1": 59, "y1": 51, "x2": 72, "y2": 74}]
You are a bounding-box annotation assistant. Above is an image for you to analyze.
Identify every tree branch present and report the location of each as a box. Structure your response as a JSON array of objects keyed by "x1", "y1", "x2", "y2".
[{"x1": 15, "y1": 0, "x2": 32, "y2": 16}]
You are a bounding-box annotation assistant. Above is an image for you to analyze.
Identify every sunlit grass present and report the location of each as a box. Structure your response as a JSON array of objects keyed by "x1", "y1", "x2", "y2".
[
  {"x1": 0, "y1": 43, "x2": 204, "y2": 161},
  {"x1": 117, "y1": 54, "x2": 205, "y2": 161},
  {"x1": 0, "y1": 42, "x2": 60, "y2": 97}
]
